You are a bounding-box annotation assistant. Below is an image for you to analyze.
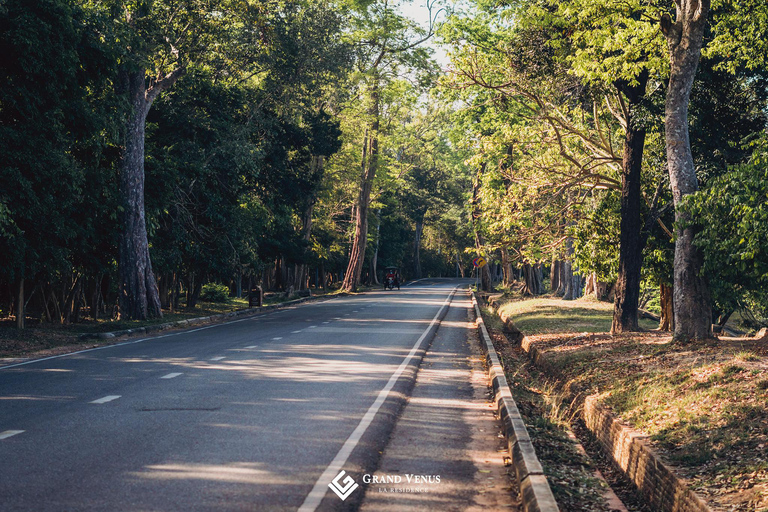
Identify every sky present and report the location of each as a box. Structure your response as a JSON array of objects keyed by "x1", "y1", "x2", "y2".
[{"x1": 397, "y1": 0, "x2": 452, "y2": 67}]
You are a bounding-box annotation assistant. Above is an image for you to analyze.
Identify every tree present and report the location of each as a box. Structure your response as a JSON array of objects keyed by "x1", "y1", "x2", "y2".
[
  {"x1": 661, "y1": 0, "x2": 712, "y2": 341},
  {"x1": 111, "y1": 0, "x2": 263, "y2": 319},
  {"x1": 0, "y1": 0, "x2": 121, "y2": 328},
  {"x1": 340, "y1": 0, "x2": 438, "y2": 292}
]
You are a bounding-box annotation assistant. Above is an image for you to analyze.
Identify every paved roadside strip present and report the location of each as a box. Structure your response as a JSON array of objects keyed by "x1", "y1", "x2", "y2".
[
  {"x1": 359, "y1": 289, "x2": 519, "y2": 512},
  {"x1": 471, "y1": 291, "x2": 559, "y2": 512},
  {"x1": 299, "y1": 286, "x2": 459, "y2": 512}
]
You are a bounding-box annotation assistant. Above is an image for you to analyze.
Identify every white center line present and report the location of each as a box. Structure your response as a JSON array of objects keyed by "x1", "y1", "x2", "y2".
[
  {"x1": 308, "y1": 325, "x2": 317, "y2": 329},
  {"x1": 245, "y1": 345, "x2": 258, "y2": 349},
  {"x1": 160, "y1": 372, "x2": 183, "y2": 379},
  {"x1": 0, "y1": 430, "x2": 24, "y2": 440},
  {"x1": 291, "y1": 330, "x2": 302, "y2": 334},
  {"x1": 322, "y1": 321, "x2": 330, "y2": 324},
  {"x1": 210, "y1": 356, "x2": 226, "y2": 361},
  {"x1": 91, "y1": 395, "x2": 121, "y2": 404},
  {"x1": 272, "y1": 337, "x2": 283, "y2": 340}
]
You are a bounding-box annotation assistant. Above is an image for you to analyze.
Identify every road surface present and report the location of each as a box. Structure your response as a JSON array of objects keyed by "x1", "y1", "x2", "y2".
[{"x1": 0, "y1": 279, "x2": 489, "y2": 511}]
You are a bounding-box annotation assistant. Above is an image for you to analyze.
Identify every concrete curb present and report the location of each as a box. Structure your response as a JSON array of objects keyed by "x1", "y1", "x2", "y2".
[
  {"x1": 470, "y1": 292, "x2": 559, "y2": 512},
  {"x1": 78, "y1": 293, "x2": 348, "y2": 341}
]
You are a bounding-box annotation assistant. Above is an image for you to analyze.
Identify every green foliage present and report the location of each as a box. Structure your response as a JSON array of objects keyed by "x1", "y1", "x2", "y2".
[
  {"x1": 0, "y1": 0, "x2": 122, "y2": 283},
  {"x1": 685, "y1": 141, "x2": 768, "y2": 323},
  {"x1": 199, "y1": 283, "x2": 230, "y2": 302}
]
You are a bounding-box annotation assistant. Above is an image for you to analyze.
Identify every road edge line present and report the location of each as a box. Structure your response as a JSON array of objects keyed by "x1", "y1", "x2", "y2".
[
  {"x1": 0, "y1": 292, "x2": 351, "y2": 371},
  {"x1": 298, "y1": 286, "x2": 459, "y2": 512}
]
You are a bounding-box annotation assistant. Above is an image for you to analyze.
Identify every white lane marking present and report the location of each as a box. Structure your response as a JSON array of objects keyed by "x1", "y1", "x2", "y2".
[
  {"x1": 91, "y1": 395, "x2": 121, "y2": 404},
  {"x1": 245, "y1": 345, "x2": 258, "y2": 349},
  {"x1": 298, "y1": 286, "x2": 457, "y2": 512},
  {"x1": 210, "y1": 356, "x2": 226, "y2": 361},
  {"x1": 272, "y1": 337, "x2": 283, "y2": 340},
  {"x1": 308, "y1": 325, "x2": 317, "y2": 329},
  {"x1": 0, "y1": 287, "x2": 396, "y2": 371},
  {"x1": 160, "y1": 372, "x2": 183, "y2": 379},
  {"x1": 0, "y1": 430, "x2": 24, "y2": 440},
  {"x1": 333, "y1": 317, "x2": 341, "y2": 320},
  {"x1": 322, "y1": 321, "x2": 330, "y2": 324},
  {"x1": 291, "y1": 330, "x2": 302, "y2": 334}
]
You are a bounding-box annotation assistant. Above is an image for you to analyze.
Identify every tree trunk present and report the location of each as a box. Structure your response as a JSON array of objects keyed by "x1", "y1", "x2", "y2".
[
  {"x1": 584, "y1": 272, "x2": 595, "y2": 297},
  {"x1": 661, "y1": 2, "x2": 713, "y2": 341},
  {"x1": 550, "y1": 260, "x2": 560, "y2": 294},
  {"x1": 371, "y1": 209, "x2": 381, "y2": 285},
  {"x1": 500, "y1": 248, "x2": 511, "y2": 287},
  {"x1": 63, "y1": 275, "x2": 82, "y2": 325},
  {"x1": 90, "y1": 275, "x2": 105, "y2": 320},
  {"x1": 413, "y1": 214, "x2": 424, "y2": 280},
  {"x1": 118, "y1": 68, "x2": 162, "y2": 321},
  {"x1": 16, "y1": 278, "x2": 25, "y2": 329},
  {"x1": 187, "y1": 277, "x2": 202, "y2": 310},
  {"x1": 562, "y1": 238, "x2": 576, "y2": 300},
  {"x1": 343, "y1": 77, "x2": 380, "y2": 292},
  {"x1": 659, "y1": 282, "x2": 674, "y2": 332},
  {"x1": 535, "y1": 263, "x2": 544, "y2": 295},
  {"x1": 612, "y1": 73, "x2": 649, "y2": 333},
  {"x1": 170, "y1": 272, "x2": 179, "y2": 313},
  {"x1": 555, "y1": 260, "x2": 566, "y2": 297}
]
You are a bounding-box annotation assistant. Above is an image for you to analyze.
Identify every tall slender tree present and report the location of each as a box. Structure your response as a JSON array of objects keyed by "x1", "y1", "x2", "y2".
[
  {"x1": 341, "y1": 0, "x2": 437, "y2": 291},
  {"x1": 661, "y1": 0, "x2": 713, "y2": 341}
]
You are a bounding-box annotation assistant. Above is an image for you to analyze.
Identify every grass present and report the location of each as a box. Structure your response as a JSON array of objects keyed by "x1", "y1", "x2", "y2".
[
  {"x1": 497, "y1": 296, "x2": 659, "y2": 334},
  {"x1": 495, "y1": 296, "x2": 768, "y2": 511}
]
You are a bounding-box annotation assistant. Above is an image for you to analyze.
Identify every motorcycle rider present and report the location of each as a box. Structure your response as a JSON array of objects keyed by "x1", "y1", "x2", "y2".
[{"x1": 384, "y1": 269, "x2": 400, "y2": 290}]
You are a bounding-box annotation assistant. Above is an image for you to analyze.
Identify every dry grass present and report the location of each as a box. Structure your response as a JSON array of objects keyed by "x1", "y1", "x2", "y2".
[{"x1": 501, "y1": 298, "x2": 768, "y2": 512}]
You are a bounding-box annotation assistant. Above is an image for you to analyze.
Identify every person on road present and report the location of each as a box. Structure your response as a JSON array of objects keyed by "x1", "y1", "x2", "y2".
[{"x1": 385, "y1": 269, "x2": 400, "y2": 290}]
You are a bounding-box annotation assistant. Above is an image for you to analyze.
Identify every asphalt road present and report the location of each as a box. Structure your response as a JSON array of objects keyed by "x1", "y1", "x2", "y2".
[{"x1": 0, "y1": 278, "x2": 471, "y2": 511}]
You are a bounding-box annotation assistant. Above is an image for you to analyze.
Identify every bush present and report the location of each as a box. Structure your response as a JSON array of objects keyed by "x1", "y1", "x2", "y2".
[{"x1": 200, "y1": 283, "x2": 230, "y2": 302}]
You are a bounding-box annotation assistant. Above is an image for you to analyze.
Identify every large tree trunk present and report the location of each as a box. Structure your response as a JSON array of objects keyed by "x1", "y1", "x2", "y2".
[
  {"x1": 562, "y1": 238, "x2": 576, "y2": 300},
  {"x1": 522, "y1": 262, "x2": 543, "y2": 296},
  {"x1": 661, "y1": 1, "x2": 713, "y2": 341},
  {"x1": 118, "y1": 69, "x2": 163, "y2": 320},
  {"x1": 612, "y1": 73, "x2": 649, "y2": 333},
  {"x1": 535, "y1": 263, "x2": 544, "y2": 295},
  {"x1": 501, "y1": 247, "x2": 512, "y2": 287},
  {"x1": 342, "y1": 78, "x2": 380, "y2": 292}
]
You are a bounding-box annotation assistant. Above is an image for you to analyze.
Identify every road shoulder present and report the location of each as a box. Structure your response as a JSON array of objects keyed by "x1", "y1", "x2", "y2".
[{"x1": 358, "y1": 291, "x2": 519, "y2": 511}]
